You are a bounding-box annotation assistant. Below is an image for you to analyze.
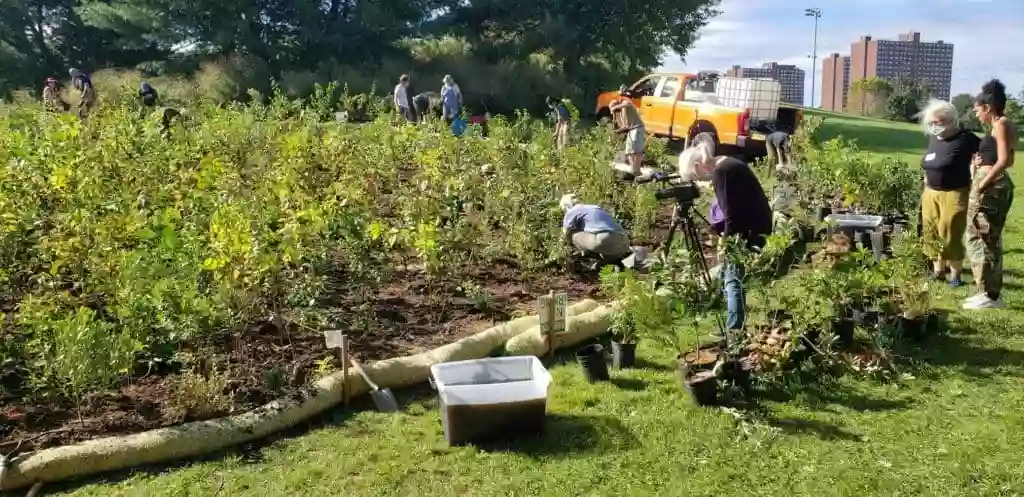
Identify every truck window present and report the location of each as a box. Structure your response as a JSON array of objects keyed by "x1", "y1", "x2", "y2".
[
  {"x1": 630, "y1": 76, "x2": 662, "y2": 98},
  {"x1": 682, "y1": 78, "x2": 705, "y2": 102},
  {"x1": 659, "y1": 77, "x2": 680, "y2": 98}
]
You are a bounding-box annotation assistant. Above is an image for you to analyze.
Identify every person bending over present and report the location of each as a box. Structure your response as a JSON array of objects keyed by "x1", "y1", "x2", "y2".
[
  {"x1": 766, "y1": 131, "x2": 792, "y2": 167},
  {"x1": 140, "y1": 81, "x2": 159, "y2": 107},
  {"x1": 609, "y1": 95, "x2": 645, "y2": 176},
  {"x1": 690, "y1": 142, "x2": 773, "y2": 330},
  {"x1": 918, "y1": 99, "x2": 977, "y2": 288},
  {"x1": 69, "y1": 68, "x2": 95, "y2": 119},
  {"x1": 964, "y1": 79, "x2": 1017, "y2": 310},
  {"x1": 560, "y1": 194, "x2": 631, "y2": 261}
]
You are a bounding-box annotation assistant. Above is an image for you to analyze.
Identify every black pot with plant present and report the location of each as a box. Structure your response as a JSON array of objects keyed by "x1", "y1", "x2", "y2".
[
  {"x1": 575, "y1": 344, "x2": 610, "y2": 382},
  {"x1": 683, "y1": 369, "x2": 718, "y2": 406},
  {"x1": 610, "y1": 339, "x2": 637, "y2": 369}
]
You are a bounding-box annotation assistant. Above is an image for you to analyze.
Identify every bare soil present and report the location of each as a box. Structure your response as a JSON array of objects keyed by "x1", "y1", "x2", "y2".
[{"x1": 0, "y1": 202, "x2": 719, "y2": 456}]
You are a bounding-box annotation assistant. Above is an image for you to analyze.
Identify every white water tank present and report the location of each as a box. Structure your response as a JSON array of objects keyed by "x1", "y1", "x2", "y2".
[{"x1": 714, "y1": 77, "x2": 781, "y2": 121}]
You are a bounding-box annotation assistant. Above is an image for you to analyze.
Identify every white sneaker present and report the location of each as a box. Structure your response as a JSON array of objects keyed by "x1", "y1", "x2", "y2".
[
  {"x1": 962, "y1": 297, "x2": 1006, "y2": 310},
  {"x1": 964, "y1": 293, "x2": 988, "y2": 305}
]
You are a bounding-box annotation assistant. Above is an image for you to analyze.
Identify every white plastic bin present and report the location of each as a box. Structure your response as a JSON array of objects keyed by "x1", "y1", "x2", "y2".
[
  {"x1": 824, "y1": 214, "x2": 884, "y2": 230},
  {"x1": 430, "y1": 356, "x2": 552, "y2": 445}
]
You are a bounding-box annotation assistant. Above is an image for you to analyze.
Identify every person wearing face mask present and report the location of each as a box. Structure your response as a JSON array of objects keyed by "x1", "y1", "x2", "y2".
[
  {"x1": 918, "y1": 99, "x2": 979, "y2": 288},
  {"x1": 963, "y1": 79, "x2": 1017, "y2": 309}
]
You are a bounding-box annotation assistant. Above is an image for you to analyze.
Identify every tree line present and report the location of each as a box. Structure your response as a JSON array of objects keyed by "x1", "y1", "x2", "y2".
[
  {"x1": 0, "y1": 0, "x2": 720, "y2": 113},
  {"x1": 847, "y1": 75, "x2": 1023, "y2": 130}
]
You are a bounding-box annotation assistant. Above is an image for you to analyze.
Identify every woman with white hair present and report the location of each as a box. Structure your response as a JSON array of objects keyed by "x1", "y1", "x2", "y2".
[
  {"x1": 441, "y1": 75, "x2": 462, "y2": 125},
  {"x1": 918, "y1": 98, "x2": 979, "y2": 287},
  {"x1": 559, "y1": 194, "x2": 631, "y2": 261},
  {"x1": 686, "y1": 142, "x2": 772, "y2": 331}
]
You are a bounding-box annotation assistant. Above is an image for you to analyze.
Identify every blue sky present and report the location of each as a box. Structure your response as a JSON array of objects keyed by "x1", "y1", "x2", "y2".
[{"x1": 660, "y1": 0, "x2": 1024, "y2": 106}]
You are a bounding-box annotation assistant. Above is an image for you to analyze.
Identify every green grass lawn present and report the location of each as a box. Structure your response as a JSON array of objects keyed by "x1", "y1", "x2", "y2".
[{"x1": 47, "y1": 116, "x2": 1024, "y2": 497}]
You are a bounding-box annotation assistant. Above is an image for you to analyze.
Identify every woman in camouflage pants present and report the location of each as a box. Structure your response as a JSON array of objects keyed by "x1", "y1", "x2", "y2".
[{"x1": 963, "y1": 79, "x2": 1016, "y2": 310}]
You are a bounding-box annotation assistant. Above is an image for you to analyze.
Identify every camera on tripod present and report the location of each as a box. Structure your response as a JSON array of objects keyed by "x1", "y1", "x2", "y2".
[{"x1": 654, "y1": 182, "x2": 700, "y2": 204}]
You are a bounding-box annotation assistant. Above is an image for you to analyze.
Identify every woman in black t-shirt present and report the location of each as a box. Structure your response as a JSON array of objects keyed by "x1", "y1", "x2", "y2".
[{"x1": 919, "y1": 99, "x2": 978, "y2": 287}]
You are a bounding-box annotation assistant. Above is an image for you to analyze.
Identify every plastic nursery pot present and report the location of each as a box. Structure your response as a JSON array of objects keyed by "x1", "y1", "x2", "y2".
[
  {"x1": 576, "y1": 344, "x2": 611, "y2": 383},
  {"x1": 899, "y1": 313, "x2": 936, "y2": 341},
  {"x1": 832, "y1": 318, "x2": 855, "y2": 347},
  {"x1": 815, "y1": 206, "x2": 832, "y2": 222},
  {"x1": 870, "y1": 231, "x2": 888, "y2": 261},
  {"x1": 610, "y1": 340, "x2": 637, "y2": 369},
  {"x1": 854, "y1": 230, "x2": 872, "y2": 252},
  {"x1": 723, "y1": 358, "x2": 754, "y2": 393},
  {"x1": 852, "y1": 310, "x2": 882, "y2": 327},
  {"x1": 684, "y1": 370, "x2": 719, "y2": 407}
]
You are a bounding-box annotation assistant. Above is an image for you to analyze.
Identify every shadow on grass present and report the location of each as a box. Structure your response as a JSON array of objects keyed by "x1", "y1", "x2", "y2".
[
  {"x1": 610, "y1": 377, "x2": 649, "y2": 391},
  {"x1": 765, "y1": 417, "x2": 865, "y2": 441},
  {"x1": 474, "y1": 414, "x2": 638, "y2": 457},
  {"x1": 757, "y1": 380, "x2": 913, "y2": 413},
  {"x1": 900, "y1": 311, "x2": 1024, "y2": 378}
]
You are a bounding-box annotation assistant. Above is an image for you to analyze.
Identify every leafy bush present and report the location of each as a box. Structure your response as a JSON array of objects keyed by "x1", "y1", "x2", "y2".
[{"x1": 0, "y1": 88, "x2": 651, "y2": 402}]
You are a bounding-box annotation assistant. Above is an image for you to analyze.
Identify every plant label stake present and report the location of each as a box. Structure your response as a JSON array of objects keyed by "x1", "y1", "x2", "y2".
[
  {"x1": 538, "y1": 293, "x2": 553, "y2": 357},
  {"x1": 551, "y1": 292, "x2": 568, "y2": 359},
  {"x1": 323, "y1": 330, "x2": 348, "y2": 405}
]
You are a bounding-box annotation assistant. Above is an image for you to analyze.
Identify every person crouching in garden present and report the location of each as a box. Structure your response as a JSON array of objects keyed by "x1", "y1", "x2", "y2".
[
  {"x1": 964, "y1": 79, "x2": 1017, "y2": 310},
  {"x1": 689, "y1": 142, "x2": 773, "y2": 331},
  {"x1": 918, "y1": 99, "x2": 977, "y2": 288},
  {"x1": 560, "y1": 194, "x2": 631, "y2": 262}
]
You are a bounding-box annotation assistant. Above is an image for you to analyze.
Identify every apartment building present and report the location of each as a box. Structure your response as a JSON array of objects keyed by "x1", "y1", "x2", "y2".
[
  {"x1": 821, "y1": 53, "x2": 851, "y2": 111},
  {"x1": 726, "y1": 62, "x2": 805, "y2": 105},
  {"x1": 822, "y1": 31, "x2": 954, "y2": 110}
]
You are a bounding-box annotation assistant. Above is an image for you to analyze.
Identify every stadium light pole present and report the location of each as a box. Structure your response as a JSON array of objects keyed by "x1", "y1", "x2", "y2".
[{"x1": 805, "y1": 8, "x2": 822, "y2": 108}]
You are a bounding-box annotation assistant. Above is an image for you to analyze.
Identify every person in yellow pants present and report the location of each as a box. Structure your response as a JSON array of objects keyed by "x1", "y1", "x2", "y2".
[{"x1": 918, "y1": 99, "x2": 978, "y2": 287}]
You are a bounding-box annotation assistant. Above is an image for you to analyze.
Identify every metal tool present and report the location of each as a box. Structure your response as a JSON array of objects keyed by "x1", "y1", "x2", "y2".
[{"x1": 348, "y1": 354, "x2": 399, "y2": 413}]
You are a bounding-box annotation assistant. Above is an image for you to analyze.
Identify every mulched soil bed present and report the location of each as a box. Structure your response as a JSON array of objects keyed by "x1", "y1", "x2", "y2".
[
  {"x1": 0, "y1": 200, "x2": 720, "y2": 457},
  {"x1": 0, "y1": 260, "x2": 607, "y2": 456}
]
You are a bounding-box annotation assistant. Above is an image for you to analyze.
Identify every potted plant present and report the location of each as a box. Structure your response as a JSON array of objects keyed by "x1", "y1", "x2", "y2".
[
  {"x1": 898, "y1": 282, "x2": 931, "y2": 340},
  {"x1": 609, "y1": 310, "x2": 639, "y2": 369}
]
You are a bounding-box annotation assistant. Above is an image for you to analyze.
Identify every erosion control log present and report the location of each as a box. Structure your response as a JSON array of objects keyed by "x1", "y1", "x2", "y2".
[{"x1": 1, "y1": 299, "x2": 604, "y2": 491}]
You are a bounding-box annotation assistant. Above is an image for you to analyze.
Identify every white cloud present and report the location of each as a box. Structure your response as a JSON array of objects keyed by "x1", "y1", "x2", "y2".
[{"x1": 660, "y1": 0, "x2": 1024, "y2": 105}]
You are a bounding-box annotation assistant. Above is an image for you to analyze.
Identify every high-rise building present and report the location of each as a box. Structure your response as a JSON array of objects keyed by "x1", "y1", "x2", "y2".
[
  {"x1": 821, "y1": 54, "x2": 851, "y2": 111},
  {"x1": 726, "y1": 62, "x2": 805, "y2": 105},
  {"x1": 822, "y1": 31, "x2": 954, "y2": 109}
]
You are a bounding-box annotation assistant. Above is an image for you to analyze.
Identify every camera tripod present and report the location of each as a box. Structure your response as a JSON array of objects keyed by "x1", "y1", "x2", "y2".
[
  {"x1": 658, "y1": 198, "x2": 728, "y2": 340},
  {"x1": 662, "y1": 200, "x2": 715, "y2": 291}
]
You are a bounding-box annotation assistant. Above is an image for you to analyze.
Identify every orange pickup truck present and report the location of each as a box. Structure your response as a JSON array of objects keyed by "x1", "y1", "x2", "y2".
[{"x1": 595, "y1": 71, "x2": 802, "y2": 155}]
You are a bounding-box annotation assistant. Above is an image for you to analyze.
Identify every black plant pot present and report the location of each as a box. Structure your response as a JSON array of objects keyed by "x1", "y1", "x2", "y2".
[
  {"x1": 796, "y1": 224, "x2": 816, "y2": 243},
  {"x1": 816, "y1": 205, "x2": 832, "y2": 222},
  {"x1": 853, "y1": 310, "x2": 882, "y2": 327},
  {"x1": 870, "y1": 231, "x2": 888, "y2": 261},
  {"x1": 576, "y1": 344, "x2": 610, "y2": 383},
  {"x1": 610, "y1": 340, "x2": 637, "y2": 369},
  {"x1": 855, "y1": 230, "x2": 872, "y2": 252},
  {"x1": 724, "y1": 359, "x2": 753, "y2": 393},
  {"x1": 899, "y1": 314, "x2": 936, "y2": 341},
  {"x1": 683, "y1": 370, "x2": 718, "y2": 406},
  {"x1": 833, "y1": 318, "x2": 855, "y2": 347}
]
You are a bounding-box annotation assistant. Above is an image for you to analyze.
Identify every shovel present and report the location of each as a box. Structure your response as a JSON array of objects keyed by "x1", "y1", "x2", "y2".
[{"x1": 348, "y1": 354, "x2": 400, "y2": 413}]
